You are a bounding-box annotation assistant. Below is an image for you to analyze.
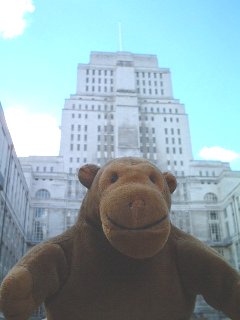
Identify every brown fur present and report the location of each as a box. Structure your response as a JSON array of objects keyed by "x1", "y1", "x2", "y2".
[{"x1": 0, "y1": 157, "x2": 240, "y2": 320}]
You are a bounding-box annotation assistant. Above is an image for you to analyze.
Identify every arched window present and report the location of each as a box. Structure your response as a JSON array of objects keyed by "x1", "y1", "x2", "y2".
[
  {"x1": 35, "y1": 189, "x2": 50, "y2": 200},
  {"x1": 204, "y1": 192, "x2": 218, "y2": 203}
]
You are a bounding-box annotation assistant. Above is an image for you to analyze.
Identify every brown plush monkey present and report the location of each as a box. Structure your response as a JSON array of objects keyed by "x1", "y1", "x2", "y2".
[{"x1": 0, "y1": 157, "x2": 240, "y2": 320}]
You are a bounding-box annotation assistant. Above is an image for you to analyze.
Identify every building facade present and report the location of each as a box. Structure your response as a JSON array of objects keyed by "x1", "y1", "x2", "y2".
[
  {"x1": 2, "y1": 52, "x2": 240, "y2": 319},
  {"x1": 0, "y1": 103, "x2": 31, "y2": 283},
  {"x1": 59, "y1": 52, "x2": 192, "y2": 176}
]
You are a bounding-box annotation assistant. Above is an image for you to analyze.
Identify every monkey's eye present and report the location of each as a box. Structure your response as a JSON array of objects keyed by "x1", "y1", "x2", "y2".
[
  {"x1": 110, "y1": 173, "x2": 118, "y2": 183},
  {"x1": 149, "y1": 174, "x2": 157, "y2": 184}
]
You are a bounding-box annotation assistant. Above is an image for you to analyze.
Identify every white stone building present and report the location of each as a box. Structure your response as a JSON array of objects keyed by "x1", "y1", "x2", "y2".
[
  {"x1": 15, "y1": 51, "x2": 240, "y2": 319},
  {"x1": 0, "y1": 103, "x2": 31, "y2": 282}
]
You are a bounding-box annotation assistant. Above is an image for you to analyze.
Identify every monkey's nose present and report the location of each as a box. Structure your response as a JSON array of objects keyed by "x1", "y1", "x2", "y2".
[{"x1": 128, "y1": 199, "x2": 145, "y2": 209}]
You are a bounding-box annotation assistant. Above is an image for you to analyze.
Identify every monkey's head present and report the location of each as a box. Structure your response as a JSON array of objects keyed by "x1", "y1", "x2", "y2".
[{"x1": 78, "y1": 157, "x2": 177, "y2": 259}]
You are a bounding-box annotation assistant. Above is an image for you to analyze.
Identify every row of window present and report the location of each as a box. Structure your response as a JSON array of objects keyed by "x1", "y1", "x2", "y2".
[
  {"x1": 85, "y1": 85, "x2": 114, "y2": 93},
  {"x1": 86, "y1": 69, "x2": 114, "y2": 76},
  {"x1": 97, "y1": 125, "x2": 114, "y2": 133},
  {"x1": 136, "y1": 80, "x2": 163, "y2": 87},
  {"x1": 167, "y1": 160, "x2": 184, "y2": 167},
  {"x1": 140, "y1": 127, "x2": 181, "y2": 135},
  {"x1": 71, "y1": 112, "x2": 114, "y2": 120},
  {"x1": 141, "y1": 107, "x2": 179, "y2": 114},
  {"x1": 70, "y1": 112, "x2": 180, "y2": 122},
  {"x1": 137, "y1": 88, "x2": 164, "y2": 95},
  {"x1": 140, "y1": 115, "x2": 180, "y2": 123},
  {"x1": 71, "y1": 104, "x2": 114, "y2": 111},
  {"x1": 70, "y1": 103, "x2": 180, "y2": 114},
  {"x1": 70, "y1": 144, "x2": 87, "y2": 151},
  {"x1": 199, "y1": 170, "x2": 216, "y2": 177},
  {"x1": 36, "y1": 166, "x2": 55, "y2": 172},
  {"x1": 140, "y1": 136, "x2": 156, "y2": 143},
  {"x1": 86, "y1": 77, "x2": 114, "y2": 84},
  {"x1": 165, "y1": 128, "x2": 181, "y2": 135},
  {"x1": 166, "y1": 147, "x2": 183, "y2": 154},
  {"x1": 164, "y1": 117, "x2": 180, "y2": 123},
  {"x1": 71, "y1": 124, "x2": 88, "y2": 131},
  {"x1": 98, "y1": 145, "x2": 115, "y2": 152},
  {"x1": 70, "y1": 134, "x2": 87, "y2": 141},
  {"x1": 72, "y1": 113, "x2": 88, "y2": 119},
  {"x1": 166, "y1": 137, "x2": 182, "y2": 145},
  {"x1": 136, "y1": 71, "x2": 163, "y2": 79}
]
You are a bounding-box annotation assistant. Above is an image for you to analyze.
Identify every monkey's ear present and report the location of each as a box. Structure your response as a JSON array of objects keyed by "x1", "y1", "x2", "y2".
[
  {"x1": 163, "y1": 172, "x2": 177, "y2": 194},
  {"x1": 78, "y1": 164, "x2": 100, "y2": 189}
]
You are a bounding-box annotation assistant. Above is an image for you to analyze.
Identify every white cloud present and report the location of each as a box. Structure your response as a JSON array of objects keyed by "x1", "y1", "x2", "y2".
[
  {"x1": 4, "y1": 106, "x2": 60, "y2": 157},
  {"x1": 199, "y1": 146, "x2": 240, "y2": 163},
  {"x1": 0, "y1": 0, "x2": 35, "y2": 39}
]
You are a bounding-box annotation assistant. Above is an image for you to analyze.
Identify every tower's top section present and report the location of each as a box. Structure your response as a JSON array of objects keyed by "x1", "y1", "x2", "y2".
[{"x1": 88, "y1": 51, "x2": 159, "y2": 68}]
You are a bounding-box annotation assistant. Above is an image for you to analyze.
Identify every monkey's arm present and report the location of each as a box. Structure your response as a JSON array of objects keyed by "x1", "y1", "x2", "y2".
[
  {"x1": 0, "y1": 243, "x2": 68, "y2": 320},
  {"x1": 173, "y1": 227, "x2": 240, "y2": 320}
]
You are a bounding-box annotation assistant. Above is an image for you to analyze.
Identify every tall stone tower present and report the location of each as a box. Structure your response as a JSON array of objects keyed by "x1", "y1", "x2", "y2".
[{"x1": 59, "y1": 52, "x2": 193, "y2": 175}]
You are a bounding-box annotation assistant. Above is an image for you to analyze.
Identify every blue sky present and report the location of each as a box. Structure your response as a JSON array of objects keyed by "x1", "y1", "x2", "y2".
[{"x1": 0, "y1": 0, "x2": 240, "y2": 170}]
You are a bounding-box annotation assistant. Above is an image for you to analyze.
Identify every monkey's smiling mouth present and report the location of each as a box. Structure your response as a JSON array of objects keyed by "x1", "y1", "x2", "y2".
[{"x1": 107, "y1": 215, "x2": 168, "y2": 231}]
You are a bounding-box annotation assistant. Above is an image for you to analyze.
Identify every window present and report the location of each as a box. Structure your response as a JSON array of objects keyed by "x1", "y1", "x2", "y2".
[
  {"x1": 209, "y1": 211, "x2": 218, "y2": 220},
  {"x1": 209, "y1": 223, "x2": 221, "y2": 241},
  {"x1": 35, "y1": 189, "x2": 50, "y2": 200},
  {"x1": 204, "y1": 193, "x2": 218, "y2": 203}
]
